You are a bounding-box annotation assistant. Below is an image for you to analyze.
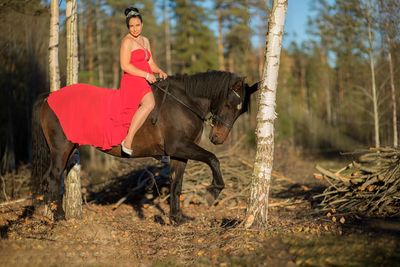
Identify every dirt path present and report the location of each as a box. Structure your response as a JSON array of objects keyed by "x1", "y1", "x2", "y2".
[{"x1": 1, "y1": 148, "x2": 399, "y2": 266}]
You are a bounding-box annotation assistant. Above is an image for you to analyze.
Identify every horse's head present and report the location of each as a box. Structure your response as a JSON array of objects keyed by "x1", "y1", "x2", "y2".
[{"x1": 209, "y1": 79, "x2": 259, "y2": 144}]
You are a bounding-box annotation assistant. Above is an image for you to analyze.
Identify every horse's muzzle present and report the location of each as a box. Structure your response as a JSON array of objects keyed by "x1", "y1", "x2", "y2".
[
  {"x1": 209, "y1": 127, "x2": 230, "y2": 145},
  {"x1": 210, "y1": 134, "x2": 223, "y2": 145}
]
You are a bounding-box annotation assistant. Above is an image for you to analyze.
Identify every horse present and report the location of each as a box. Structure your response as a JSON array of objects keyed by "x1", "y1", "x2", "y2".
[{"x1": 31, "y1": 70, "x2": 259, "y2": 224}]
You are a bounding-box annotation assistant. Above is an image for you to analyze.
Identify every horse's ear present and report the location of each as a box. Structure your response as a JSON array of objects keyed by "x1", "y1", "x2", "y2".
[{"x1": 245, "y1": 82, "x2": 260, "y2": 95}]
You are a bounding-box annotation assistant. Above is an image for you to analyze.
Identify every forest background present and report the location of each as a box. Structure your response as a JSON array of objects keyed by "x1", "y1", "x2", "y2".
[{"x1": 0, "y1": 0, "x2": 399, "y2": 176}]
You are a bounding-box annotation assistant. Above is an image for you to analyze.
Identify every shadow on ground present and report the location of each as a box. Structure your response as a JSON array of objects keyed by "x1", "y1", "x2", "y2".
[{"x1": 87, "y1": 164, "x2": 171, "y2": 220}]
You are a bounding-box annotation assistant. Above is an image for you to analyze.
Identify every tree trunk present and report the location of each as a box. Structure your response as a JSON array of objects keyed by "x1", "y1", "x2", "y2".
[
  {"x1": 66, "y1": 0, "x2": 79, "y2": 85},
  {"x1": 78, "y1": 10, "x2": 85, "y2": 71},
  {"x1": 366, "y1": 0, "x2": 380, "y2": 148},
  {"x1": 64, "y1": 0, "x2": 82, "y2": 220},
  {"x1": 49, "y1": 0, "x2": 60, "y2": 92},
  {"x1": 216, "y1": 3, "x2": 225, "y2": 71},
  {"x1": 164, "y1": 0, "x2": 172, "y2": 74},
  {"x1": 228, "y1": 53, "x2": 234, "y2": 72},
  {"x1": 85, "y1": 4, "x2": 98, "y2": 169},
  {"x1": 63, "y1": 151, "x2": 82, "y2": 219},
  {"x1": 110, "y1": 14, "x2": 119, "y2": 88},
  {"x1": 244, "y1": 0, "x2": 288, "y2": 229},
  {"x1": 96, "y1": 0, "x2": 104, "y2": 86},
  {"x1": 86, "y1": 6, "x2": 95, "y2": 85},
  {"x1": 321, "y1": 50, "x2": 332, "y2": 125},
  {"x1": 387, "y1": 38, "x2": 398, "y2": 147}
]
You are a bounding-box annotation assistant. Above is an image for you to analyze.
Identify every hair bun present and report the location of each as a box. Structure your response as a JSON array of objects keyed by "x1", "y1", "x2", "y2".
[{"x1": 124, "y1": 6, "x2": 139, "y2": 16}]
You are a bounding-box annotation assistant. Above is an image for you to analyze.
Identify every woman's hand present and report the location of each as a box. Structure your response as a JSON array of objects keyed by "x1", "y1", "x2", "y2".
[
  {"x1": 145, "y1": 73, "x2": 157, "y2": 84},
  {"x1": 159, "y1": 70, "x2": 168, "y2": 80}
]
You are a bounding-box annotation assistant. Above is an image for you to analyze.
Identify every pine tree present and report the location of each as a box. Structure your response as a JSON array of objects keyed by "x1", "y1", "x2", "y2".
[{"x1": 173, "y1": 0, "x2": 218, "y2": 73}]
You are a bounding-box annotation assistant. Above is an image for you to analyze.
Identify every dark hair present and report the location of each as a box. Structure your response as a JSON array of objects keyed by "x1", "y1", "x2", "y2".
[{"x1": 124, "y1": 7, "x2": 142, "y2": 28}]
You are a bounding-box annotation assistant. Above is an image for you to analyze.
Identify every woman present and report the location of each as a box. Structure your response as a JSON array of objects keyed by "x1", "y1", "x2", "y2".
[
  {"x1": 120, "y1": 6, "x2": 167, "y2": 155},
  {"x1": 47, "y1": 7, "x2": 167, "y2": 155}
]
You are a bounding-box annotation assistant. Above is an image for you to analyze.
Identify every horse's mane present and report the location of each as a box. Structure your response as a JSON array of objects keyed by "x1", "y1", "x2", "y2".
[{"x1": 168, "y1": 70, "x2": 240, "y2": 113}]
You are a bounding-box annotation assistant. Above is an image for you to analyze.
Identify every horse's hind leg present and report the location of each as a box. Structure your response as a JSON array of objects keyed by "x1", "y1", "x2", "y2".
[
  {"x1": 169, "y1": 158, "x2": 192, "y2": 225},
  {"x1": 41, "y1": 102, "x2": 75, "y2": 219}
]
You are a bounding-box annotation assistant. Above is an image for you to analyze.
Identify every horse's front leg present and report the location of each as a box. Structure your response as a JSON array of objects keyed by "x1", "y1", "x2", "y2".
[
  {"x1": 169, "y1": 158, "x2": 192, "y2": 225},
  {"x1": 171, "y1": 142, "x2": 225, "y2": 206}
]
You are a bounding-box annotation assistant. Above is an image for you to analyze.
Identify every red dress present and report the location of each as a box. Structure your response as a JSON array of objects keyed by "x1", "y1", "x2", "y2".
[{"x1": 47, "y1": 49, "x2": 152, "y2": 150}]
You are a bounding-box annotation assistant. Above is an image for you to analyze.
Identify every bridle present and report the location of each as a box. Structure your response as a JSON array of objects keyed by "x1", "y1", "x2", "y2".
[{"x1": 152, "y1": 80, "x2": 240, "y2": 130}]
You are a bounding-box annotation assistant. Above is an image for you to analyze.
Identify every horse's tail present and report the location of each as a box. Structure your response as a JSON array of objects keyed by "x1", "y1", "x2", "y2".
[{"x1": 31, "y1": 94, "x2": 51, "y2": 201}]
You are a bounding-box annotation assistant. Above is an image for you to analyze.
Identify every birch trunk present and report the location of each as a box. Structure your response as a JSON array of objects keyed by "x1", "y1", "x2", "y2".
[
  {"x1": 64, "y1": 0, "x2": 82, "y2": 220},
  {"x1": 66, "y1": 0, "x2": 79, "y2": 85},
  {"x1": 49, "y1": 0, "x2": 60, "y2": 92},
  {"x1": 244, "y1": 0, "x2": 287, "y2": 229},
  {"x1": 366, "y1": 0, "x2": 380, "y2": 148},
  {"x1": 44, "y1": 0, "x2": 61, "y2": 219}
]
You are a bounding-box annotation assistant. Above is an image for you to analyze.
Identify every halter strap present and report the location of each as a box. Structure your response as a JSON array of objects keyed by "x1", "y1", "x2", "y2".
[{"x1": 152, "y1": 81, "x2": 234, "y2": 129}]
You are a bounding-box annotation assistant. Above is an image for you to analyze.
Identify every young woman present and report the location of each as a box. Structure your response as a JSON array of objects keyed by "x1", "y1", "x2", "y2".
[
  {"x1": 119, "y1": 7, "x2": 167, "y2": 155},
  {"x1": 47, "y1": 7, "x2": 167, "y2": 155}
]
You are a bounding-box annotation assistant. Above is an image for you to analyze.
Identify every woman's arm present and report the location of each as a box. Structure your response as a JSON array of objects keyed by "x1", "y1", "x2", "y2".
[
  {"x1": 120, "y1": 37, "x2": 155, "y2": 82},
  {"x1": 145, "y1": 38, "x2": 168, "y2": 79}
]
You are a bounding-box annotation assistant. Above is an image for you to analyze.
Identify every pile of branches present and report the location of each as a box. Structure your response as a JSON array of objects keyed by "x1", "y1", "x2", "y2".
[{"x1": 314, "y1": 147, "x2": 400, "y2": 217}]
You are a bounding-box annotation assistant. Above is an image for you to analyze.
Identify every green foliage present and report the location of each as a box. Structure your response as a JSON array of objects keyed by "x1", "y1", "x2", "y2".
[
  {"x1": 172, "y1": 0, "x2": 218, "y2": 73},
  {"x1": 2, "y1": 0, "x2": 400, "y2": 172}
]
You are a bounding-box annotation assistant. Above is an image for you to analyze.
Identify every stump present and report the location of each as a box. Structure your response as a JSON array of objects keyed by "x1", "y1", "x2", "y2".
[{"x1": 62, "y1": 150, "x2": 82, "y2": 219}]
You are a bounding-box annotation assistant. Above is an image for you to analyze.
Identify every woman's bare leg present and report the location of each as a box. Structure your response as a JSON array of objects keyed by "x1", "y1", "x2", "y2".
[{"x1": 123, "y1": 92, "x2": 155, "y2": 150}]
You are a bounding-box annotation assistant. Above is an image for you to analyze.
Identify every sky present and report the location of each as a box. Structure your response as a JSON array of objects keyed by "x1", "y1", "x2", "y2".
[
  {"x1": 282, "y1": 0, "x2": 314, "y2": 48},
  {"x1": 61, "y1": 0, "x2": 314, "y2": 49}
]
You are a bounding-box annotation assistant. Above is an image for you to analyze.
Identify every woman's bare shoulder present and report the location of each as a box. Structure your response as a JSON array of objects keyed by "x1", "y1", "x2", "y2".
[
  {"x1": 141, "y1": 36, "x2": 151, "y2": 46},
  {"x1": 121, "y1": 35, "x2": 133, "y2": 48}
]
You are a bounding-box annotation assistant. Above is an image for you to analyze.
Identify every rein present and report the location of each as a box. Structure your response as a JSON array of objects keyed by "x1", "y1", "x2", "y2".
[{"x1": 151, "y1": 81, "x2": 234, "y2": 129}]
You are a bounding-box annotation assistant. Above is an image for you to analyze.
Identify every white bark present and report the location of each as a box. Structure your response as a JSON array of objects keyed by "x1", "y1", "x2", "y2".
[
  {"x1": 63, "y1": 151, "x2": 82, "y2": 219},
  {"x1": 366, "y1": 0, "x2": 380, "y2": 148},
  {"x1": 66, "y1": 0, "x2": 79, "y2": 85},
  {"x1": 245, "y1": 0, "x2": 288, "y2": 229},
  {"x1": 49, "y1": 0, "x2": 60, "y2": 92},
  {"x1": 65, "y1": 0, "x2": 82, "y2": 219}
]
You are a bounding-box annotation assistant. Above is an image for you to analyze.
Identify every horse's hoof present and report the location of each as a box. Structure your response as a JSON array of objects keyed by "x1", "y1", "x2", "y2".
[
  {"x1": 169, "y1": 213, "x2": 194, "y2": 226},
  {"x1": 204, "y1": 192, "x2": 216, "y2": 206},
  {"x1": 205, "y1": 186, "x2": 221, "y2": 206}
]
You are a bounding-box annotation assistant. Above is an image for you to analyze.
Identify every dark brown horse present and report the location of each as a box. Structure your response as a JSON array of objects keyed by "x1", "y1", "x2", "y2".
[{"x1": 31, "y1": 70, "x2": 258, "y2": 224}]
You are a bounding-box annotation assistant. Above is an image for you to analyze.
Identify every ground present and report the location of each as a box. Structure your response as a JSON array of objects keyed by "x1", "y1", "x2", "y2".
[{"x1": 0, "y1": 144, "x2": 399, "y2": 266}]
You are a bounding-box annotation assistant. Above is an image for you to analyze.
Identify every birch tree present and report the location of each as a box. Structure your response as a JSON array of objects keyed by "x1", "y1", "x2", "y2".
[
  {"x1": 66, "y1": 0, "x2": 79, "y2": 85},
  {"x1": 49, "y1": 0, "x2": 60, "y2": 92},
  {"x1": 245, "y1": 0, "x2": 288, "y2": 229},
  {"x1": 364, "y1": 0, "x2": 380, "y2": 148},
  {"x1": 63, "y1": 0, "x2": 82, "y2": 219}
]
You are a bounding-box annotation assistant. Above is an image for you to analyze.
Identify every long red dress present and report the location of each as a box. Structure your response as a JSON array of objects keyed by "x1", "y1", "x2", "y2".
[{"x1": 47, "y1": 49, "x2": 152, "y2": 150}]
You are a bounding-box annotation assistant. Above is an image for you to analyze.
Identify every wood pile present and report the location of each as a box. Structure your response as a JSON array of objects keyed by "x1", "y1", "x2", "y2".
[{"x1": 314, "y1": 147, "x2": 400, "y2": 217}]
